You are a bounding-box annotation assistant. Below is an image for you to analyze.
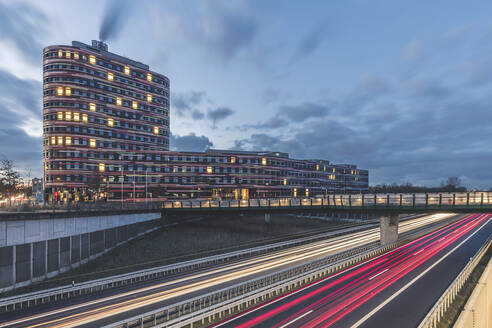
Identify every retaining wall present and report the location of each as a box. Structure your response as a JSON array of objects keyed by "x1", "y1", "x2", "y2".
[{"x1": 0, "y1": 212, "x2": 161, "y2": 293}]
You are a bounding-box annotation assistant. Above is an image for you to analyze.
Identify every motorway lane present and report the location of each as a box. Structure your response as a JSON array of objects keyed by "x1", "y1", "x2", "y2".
[
  {"x1": 0, "y1": 214, "x2": 455, "y2": 328},
  {"x1": 214, "y1": 213, "x2": 491, "y2": 328}
]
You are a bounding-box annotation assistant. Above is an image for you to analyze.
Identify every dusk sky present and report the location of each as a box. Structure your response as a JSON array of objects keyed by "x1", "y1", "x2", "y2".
[{"x1": 1, "y1": 0, "x2": 492, "y2": 187}]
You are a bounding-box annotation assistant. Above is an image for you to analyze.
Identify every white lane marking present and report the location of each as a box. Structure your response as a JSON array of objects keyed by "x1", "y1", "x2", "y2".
[
  {"x1": 413, "y1": 249, "x2": 424, "y2": 256},
  {"x1": 368, "y1": 269, "x2": 388, "y2": 281},
  {"x1": 350, "y1": 217, "x2": 491, "y2": 328},
  {"x1": 279, "y1": 310, "x2": 313, "y2": 328}
]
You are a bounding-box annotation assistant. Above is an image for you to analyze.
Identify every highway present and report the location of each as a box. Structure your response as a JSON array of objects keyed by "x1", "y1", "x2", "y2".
[
  {"x1": 0, "y1": 214, "x2": 456, "y2": 328},
  {"x1": 214, "y1": 213, "x2": 492, "y2": 328}
]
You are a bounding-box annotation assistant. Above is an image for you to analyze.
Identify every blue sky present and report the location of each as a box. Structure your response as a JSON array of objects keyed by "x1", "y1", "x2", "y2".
[{"x1": 1, "y1": 0, "x2": 492, "y2": 187}]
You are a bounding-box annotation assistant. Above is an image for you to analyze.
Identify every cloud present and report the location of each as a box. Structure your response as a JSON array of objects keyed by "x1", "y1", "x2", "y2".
[
  {"x1": 400, "y1": 40, "x2": 427, "y2": 66},
  {"x1": 207, "y1": 107, "x2": 235, "y2": 127},
  {"x1": 0, "y1": 1, "x2": 48, "y2": 65},
  {"x1": 280, "y1": 102, "x2": 330, "y2": 122},
  {"x1": 170, "y1": 133, "x2": 213, "y2": 152},
  {"x1": 172, "y1": 90, "x2": 206, "y2": 118},
  {"x1": 291, "y1": 22, "x2": 328, "y2": 63}
]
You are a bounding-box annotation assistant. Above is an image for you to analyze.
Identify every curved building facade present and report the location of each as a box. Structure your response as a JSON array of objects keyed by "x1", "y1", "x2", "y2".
[{"x1": 43, "y1": 40, "x2": 368, "y2": 202}]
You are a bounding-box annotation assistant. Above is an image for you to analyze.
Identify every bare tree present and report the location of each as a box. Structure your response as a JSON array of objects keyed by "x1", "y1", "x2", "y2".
[{"x1": 0, "y1": 158, "x2": 23, "y2": 206}]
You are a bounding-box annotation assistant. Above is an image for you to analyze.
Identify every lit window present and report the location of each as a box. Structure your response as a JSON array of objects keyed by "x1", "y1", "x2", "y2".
[
  {"x1": 65, "y1": 112, "x2": 71, "y2": 121},
  {"x1": 89, "y1": 103, "x2": 96, "y2": 112},
  {"x1": 147, "y1": 94, "x2": 152, "y2": 102},
  {"x1": 74, "y1": 52, "x2": 79, "y2": 60},
  {"x1": 124, "y1": 66, "x2": 130, "y2": 75},
  {"x1": 107, "y1": 72, "x2": 114, "y2": 81},
  {"x1": 333, "y1": 168, "x2": 335, "y2": 173},
  {"x1": 57, "y1": 87, "x2": 64, "y2": 96},
  {"x1": 82, "y1": 113, "x2": 88, "y2": 122},
  {"x1": 206, "y1": 166, "x2": 213, "y2": 174},
  {"x1": 65, "y1": 51, "x2": 70, "y2": 59},
  {"x1": 99, "y1": 163, "x2": 105, "y2": 172},
  {"x1": 73, "y1": 112, "x2": 80, "y2": 121},
  {"x1": 132, "y1": 101, "x2": 138, "y2": 109},
  {"x1": 57, "y1": 112, "x2": 63, "y2": 120},
  {"x1": 65, "y1": 87, "x2": 71, "y2": 96},
  {"x1": 65, "y1": 137, "x2": 71, "y2": 145},
  {"x1": 89, "y1": 55, "x2": 96, "y2": 64},
  {"x1": 230, "y1": 156, "x2": 236, "y2": 163},
  {"x1": 153, "y1": 126, "x2": 159, "y2": 134},
  {"x1": 50, "y1": 136, "x2": 56, "y2": 145},
  {"x1": 305, "y1": 188, "x2": 309, "y2": 197},
  {"x1": 58, "y1": 49, "x2": 63, "y2": 58},
  {"x1": 147, "y1": 73, "x2": 152, "y2": 82},
  {"x1": 283, "y1": 178, "x2": 287, "y2": 185},
  {"x1": 116, "y1": 97, "x2": 122, "y2": 106},
  {"x1": 89, "y1": 138, "x2": 96, "y2": 148},
  {"x1": 293, "y1": 188, "x2": 298, "y2": 197},
  {"x1": 57, "y1": 136, "x2": 63, "y2": 145},
  {"x1": 261, "y1": 157, "x2": 267, "y2": 165},
  {"x1": 316, "y1": 164, "x2": 319, "y2": 171},
  {"x1": 107, "y1": 118, "x2": 114, "y2": 127}
]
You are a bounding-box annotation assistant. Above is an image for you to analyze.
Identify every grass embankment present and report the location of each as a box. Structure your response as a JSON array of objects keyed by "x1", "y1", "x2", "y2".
[
  {"x1": 3, "y1": 214, "x2": 346, "y2": 297},
  {"x1": 437, "y1": 244, "x2": 492, "y2": 328}
]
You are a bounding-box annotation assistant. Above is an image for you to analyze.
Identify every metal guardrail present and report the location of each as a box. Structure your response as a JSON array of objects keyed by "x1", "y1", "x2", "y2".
[
  {"x1": 417, "y1": 236, "x2": 492, "y2": 328},
  {"x1": 0, "y1": 222, "x2": 375, "y2": 312},
  {"x1": 161, "y1": 192, "x2": 492, "y2": 214},
  {"x1": 104, "y1": 240, "x2": 403, "y2": 328}
]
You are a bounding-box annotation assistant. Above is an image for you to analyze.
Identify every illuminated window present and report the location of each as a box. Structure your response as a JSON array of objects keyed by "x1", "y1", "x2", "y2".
[
  {"x1": 230, "y1": 156, "x2": 236, "y2": 163},
  {"x1": 89, "y1": 55, "x2": 96, "y2": 64},
  {"x1": 324, "y1": 166, "x2": 326, "y2": 172},
  {"x1": 316, "y1": 164, "x2": 319, "y2": 171},
  {"x1": 57, "y1": 87, "x2": 63, "y2": 96},
  {"x1": 57, "y1": 136, "x2": 63, "y2": 145},
  {"x1": 261, "y1": 157, "x2": 267, "y2": 165},
  {"x1": 206, "y1": 166, "x2": 213, "y2": 174},
  {"x1": 57, "y1": 49, "x2": 63, "y2": 58},
  {"x1": 107, "y1": 118, "x2": 114, "y2": 127},
  {"x1": 65, "y1": 87, "x2": 71, "y2": 96},
  {"x1": 89, "y1": 138, "x2": 96, "y2": 148},
  {"x1": 132, "y1": 101, "x2": 138, "y2": 109},
  {"x1": 124, "y1": 66, "x2": 130, "y2": 75},
  {"x1": 73, "y1": 112, "x2": 80, "y2": 121},
  {"x1": 116, "y1": 97, "x2": 122, "y2": 106},
  {"x1": 89, "y1": 103, "x2": 96, "y2": 112},
  {"x1": 74, "y1": 52, "x2": 79, "y2": 60},
  {"x1": 50, "y1": 136, "x2": 56, "y2": 145},
  {"x1": 147, "y1": 73, "x2": 152, "y2": 82},
  {"x1": 293, "y1": 188, "x2": 298, "y2": 197},
  {"x1": 283, "y1": 178, "x2": 287, "y2": 185},
  {"x1": 153, "y1": 126, "x2": 159, "y2": 134},
  {"x1": 99, "y1": 163, "x2": 105, "y2": 172},
  {"x1": 146, "y1": 94, "x2": 152, "y2": 102},
  {"x1": 65, "y1": 137, "x2": 71, "y2": 145},
  {"x1": 107, "y1": 72, "x2": 114, "y2": 81},
  {"x1": 333, "y1": 168, "x2": 336, "y2": 173},
  {"x1": 65, "y1": 51, "x2": 70, "y2": 59},
  {"x1": 65, "y1": 112, "x2": 71, "y2": 121},
  {"x1": 57, "y1": 112, "x2": 63, "y2": 120},
  {"x1": 305, "y1": 189, "x2": 309, "y2": 197},
  {"x1": 82, "y1": 113, "x2": 88, "y2": 122}
]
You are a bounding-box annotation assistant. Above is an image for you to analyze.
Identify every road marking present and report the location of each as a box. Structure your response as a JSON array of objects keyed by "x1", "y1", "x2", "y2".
[
  {"x1": 350, "y1": 216, "x2": 490, "y2": 328},
  {"x1": 279, "y1": 310, "x2": 313, "y2": 328},
  {"x1": 368, "y1": 269, "x2": 388, "y2": 281}
]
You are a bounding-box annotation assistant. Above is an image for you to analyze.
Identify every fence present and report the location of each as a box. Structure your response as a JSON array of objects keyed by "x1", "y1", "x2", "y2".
[{"x1": 418, "y1": 236, "x2": 492, "y2": 328}]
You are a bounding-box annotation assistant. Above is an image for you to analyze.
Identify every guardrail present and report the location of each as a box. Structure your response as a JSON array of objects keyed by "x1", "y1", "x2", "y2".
[
  {"x1": 161, "y1": 192, "x2": 492, "y2": 214},
  {"x1": 104, "y1": 239, "x2": 403, "y2": 328},
  {"x1": 417, "y1": 236, "x2": 492, "y2": 328},
  {"x1": 0, "y1": 222, "x2": 374, "y2": 312}
]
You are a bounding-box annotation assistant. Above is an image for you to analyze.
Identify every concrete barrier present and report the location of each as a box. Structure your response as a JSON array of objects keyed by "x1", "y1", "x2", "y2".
[
  {"x1": 0, "y1": 212, "x2": 161, "y2": 293},
  {"x1": 454, "y1": 257, "x2": 492, "y2": 328}
]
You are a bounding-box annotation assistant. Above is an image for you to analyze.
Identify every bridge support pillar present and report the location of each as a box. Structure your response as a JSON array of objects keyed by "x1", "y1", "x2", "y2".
[
  {"x1": 265, "y1": 213, "x2": 271, "y2": 223},
  {"x1": 380, "y1": 214, "x2": 398, "y2": 245}
]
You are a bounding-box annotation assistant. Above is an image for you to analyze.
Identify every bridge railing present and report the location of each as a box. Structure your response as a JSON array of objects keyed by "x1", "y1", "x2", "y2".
[{"x1": 162, "y1": 192, "x2": 492, "y2": 210}]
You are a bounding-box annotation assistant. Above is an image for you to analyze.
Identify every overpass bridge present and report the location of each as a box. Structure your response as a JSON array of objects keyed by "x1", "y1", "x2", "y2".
[{"x1": 162, "y1": 191, "x2": 492, "y2": 244}]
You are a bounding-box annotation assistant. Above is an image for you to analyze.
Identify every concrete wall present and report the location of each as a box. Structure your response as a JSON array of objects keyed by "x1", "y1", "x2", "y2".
[
  {"x1": 0, "y1": 212, "x2": 161, "y2": 292},
  {"x1": 454, "y1": 257, "x2": 492, "y2": 328}
]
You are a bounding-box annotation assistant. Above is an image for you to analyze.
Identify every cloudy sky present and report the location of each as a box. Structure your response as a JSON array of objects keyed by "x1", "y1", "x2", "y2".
[{"x1": 1, "y1": 0, "x2": 492, "y2": 188}]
